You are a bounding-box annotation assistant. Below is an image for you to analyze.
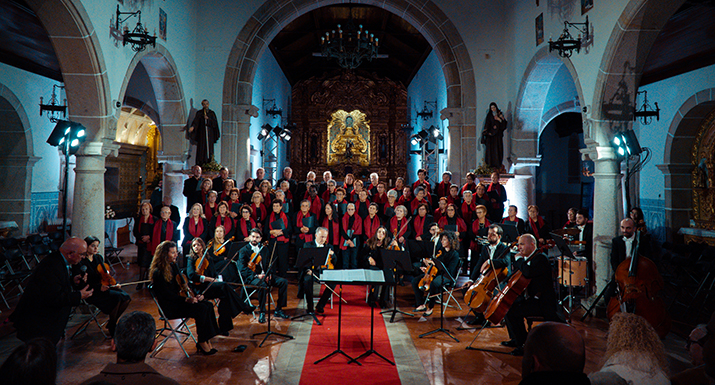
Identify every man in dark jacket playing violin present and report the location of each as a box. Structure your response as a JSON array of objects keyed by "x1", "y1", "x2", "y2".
[
  {"x1": 236, "y1": 228, "x2": 289, "y2": 323},
  {"x1": 300, "y1": 227, "x2": 337, "y2": 316},
  {"x1": 501, "y1": 233, "x2": 560, "y2": 356}
]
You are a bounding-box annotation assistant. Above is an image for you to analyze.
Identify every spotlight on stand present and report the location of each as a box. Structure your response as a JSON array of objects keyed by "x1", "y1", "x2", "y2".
[
  {"x1": 612, "y1": 129, "x2": 642, "y2": 158},
  {"x1": 549, "y1": 16, "x2": 589, "y2": 58},
  {"x1": 257, "y1": 124, "x2": 271, "y2": 140},
  {"x1": 428, "y1": 125, "x2": 443, "y2": 141},
  {"x1": 279, "y1": 126, "x2": 292, "y2": 141},
  {"x1": 410, "y1": 130, "x2": 429, "y2": 146}
]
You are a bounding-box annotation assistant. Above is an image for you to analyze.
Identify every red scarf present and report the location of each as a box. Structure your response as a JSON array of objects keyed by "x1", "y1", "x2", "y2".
[
  {"x1": 472, "y1": 217, "x2": 491, "y2": 234},
  {"x1": 239, "y1": 217, "x2": 256, "y2": 239},
  {"x1": 201, "y1": 190, "x2": 209, "y2": 205},
  {"x1": 363, "y1": 215, "x2": 380, "y2": 239},
  {"x1": 204, "y1": 203, "x2": 216, "y2": 221},
  {"x1": 251, "y1": 204, "x2": 266, "y2": 223},
  {"x1": 461, "y1": 201, "x2": 476, "y2": 223},
  {"x1": 296, "y1": 212, "x2": 314, "y2": 243},
  {"x1": 220, "y1": 191, "x2": 231, "y2": 201},
  {"x1": 188, "y1": 217, "x2": 204, "y2": 238},
  {"x1": 529, "y1": 216, "x2": 545, "y2": 241},
  {"x1": 487, "y1": 183, "x2": 501, "y2": 194},
  {"x1": 413, "y1": 214, "x2": 426, "y2": 238},
  {"x1": 340, "y1": 213, "x2": 362, "y2": 250},
  {"x1": 307, "y1": 195, "x2": 322, "y2": 217},
  {"x1": 268, "y1": 211, "x2": 289, "y2": 243},
  {"x1": 390, "y1": 216, "x2": 408, "y2": 239},
  {"x1": 151, "y1": 219, "x2": 174, "y2": 253},
  {"x1": 322, "y1": 216, "x2": 340, "y2": 245},
  {"x1": 434, "y1": 208, "x2": 446, "y2": 222},
  {"x1": 373, "y1": 192, "x2": 388, "y2": 205},
  {"x1": 436, "y1": 181, "x2": 450, "y2": 197},
  {"x1": 215, "y1": 215, "x2": 233, "y2": 233},
  {"x1": 438, "y1": 216, "x2": 466, "y2": 233}
]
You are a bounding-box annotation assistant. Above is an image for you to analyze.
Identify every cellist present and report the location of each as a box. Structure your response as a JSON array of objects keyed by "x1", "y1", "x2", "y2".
[
  {"x1": 501, "y1": 234, "x2": 559, "y2": 356},
  {"x1": 186, "y1": 237, "x2": 254, "y2": 335},
  {"x1": 411, "y1": 231, "x2": 460, "y2": 317}
]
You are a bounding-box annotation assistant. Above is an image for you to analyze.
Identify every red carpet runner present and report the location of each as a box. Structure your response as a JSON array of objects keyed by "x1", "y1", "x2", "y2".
[{"x1": 300, "y1": 284, "x2": 401, "y2": 385}]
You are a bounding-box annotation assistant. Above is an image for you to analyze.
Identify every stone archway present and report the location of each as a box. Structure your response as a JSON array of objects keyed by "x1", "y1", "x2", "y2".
[
  {"x1": 658, "y1": 89, "x2": 715, "y2": 240},
  {"x1": 221, "y1": 0, "x2": 476, "y2": 182},
  {"x1": 25, "y1": 0, "x2": 111, "y2": 243},
  {"x1": 0, "y1": 84, "x2": 38, "y2": 235}
]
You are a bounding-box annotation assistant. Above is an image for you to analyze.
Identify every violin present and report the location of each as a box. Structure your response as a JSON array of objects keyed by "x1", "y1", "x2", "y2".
[
  {"x1": 320, "y1": 248, "x2": 335, "y2": 270},
  {"x1": 97, "y1": 259, "x2": 117, "y2": 287},
  {"x1": 248, "y1": 241, "x2": 268, "y2": 272},
  {"x1": 211, "y1": 236, "x2": 235, "y2": 256},
  {"x1": 607, "y1": 231, "x2": 671, "y2": 338},
  {"x1": 389, "y1": 217, "x2": 412, "y2": 251},
  {"x1": 418, "y1": 250, "x2": 442, "y2": 292},
  {"x1": 176, "y1": 272, "x2": 194, "y2": 298}
]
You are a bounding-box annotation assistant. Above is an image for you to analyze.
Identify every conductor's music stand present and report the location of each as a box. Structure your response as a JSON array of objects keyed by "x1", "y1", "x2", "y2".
[
  {"x1": 379, "y1": 249, "x2": 415, "y2": 323},
  {"x1": 291, "y1": 248, "x2": 330, "y2": 325}
]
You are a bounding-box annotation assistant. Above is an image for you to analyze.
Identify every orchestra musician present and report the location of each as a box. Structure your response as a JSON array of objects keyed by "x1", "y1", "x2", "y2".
[
  {"x1": 73, "y1": 236, "x2": 131, "y2": 337},
  {"x1": 265, "y1": 198, "x2": 292, "y2": 278},
  {"x1": 236, "y1": 228, "x2": 289, "y2": 324},
  {"x1": 412, "y1": 231, "x2": 461, "y2": 317},
  {"x1": 563, "y1": 207, "x2": 578, "y2": 228},
  {"x1": 206, "y1": 226, "x2": 237, "y2": 282},
  {"x1": 501, "y1": 234, "x2": 560, "y2": 356},
  {"x1": 186, "y1": 237, "x2": 254, "y2": 335},
  {"x1": 149, "y1": 240, "x2": 221, "y2": 355},
  {"x1": 573, "y1": 209, "x2": 594, "y2": 289},
  {"x1": 604, "y1": 217, "x2": 654, "y2": 303},
  {"x1": 134, "y1": 202, "x2": 155, "y2": 290},
  {"x1": 301, "y1": 227, "x2": 336, "y2": 315}
]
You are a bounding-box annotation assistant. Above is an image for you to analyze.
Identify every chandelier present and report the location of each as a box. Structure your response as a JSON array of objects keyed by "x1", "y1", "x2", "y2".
[
  {"x1": 549, "y1": 16, "x2": 589, "y2": 58},
  {"x1": 633, "y1": 90, "x2": 660, "y2": 125},
  {"x1": 321, "y1": 15, "x2": 379, "y2": 69},
  {"x1": 115, "y1": 5, "x2": 156, "y2": 52}
]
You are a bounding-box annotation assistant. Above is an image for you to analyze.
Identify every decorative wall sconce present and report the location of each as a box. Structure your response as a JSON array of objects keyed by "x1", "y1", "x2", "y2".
[
  {"x1": 633, "y1": 90, "x2": 660, "y2": 125},
  {"x1": 416, "y1": 100, "x2": 437, "y2": 120},
  {"x1": 263, "y1": 98, "x2": 283, "y2": 118},
  {"x1": 115, "y1": 5, "x2": 156, "y2": 52},
  {"x1": 39, "y1": 84, "x2": 67, "y2": 123},
  {"x1": 549, "y1": 16, "x2": 589, "y2": 58}
]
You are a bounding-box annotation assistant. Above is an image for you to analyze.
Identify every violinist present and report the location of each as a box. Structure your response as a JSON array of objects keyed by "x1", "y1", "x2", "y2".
[
  {"x1": 300, "y1": 227, "x2": 336, "y2": 315},
  {"x1": 73, "y1": 236, "x2": 131, "y2": 337},
  {"x1": 236, "y1": 229, "x2": 289, "y2": 324},
  {"x1": 525, "y1": 205, "x2": 551, "y2": 246},
  {"x1": 133, "y1": 202, "x2": 155, "y2": 290},
  {"x1": 365, "y1": 226, "x2": 393, "y2": 308},
  {"x1": 149, "y1": 240, "x2": 220, "y2": 355},
  {"x1": 235, "y1": 204, "x2": 257, "y2": 242},
  {"x1": 149, "y1": 206, "x2": 181, "y2": 265},
  {"x1": 294, "y1": 199, "x2": 317, "y2": 249},
  {"x1": 186, "y1": 238, "x2": 254, "y2": 335},
  {"x1": 265, "y1": 198, "x2": 292, "y2": 278},
  {"x1": 388, "y1": 205, "x2": 410, "y2": 249},
  {"x1": 182, "y1": 203, "x2": 209, "y2": 258},
  {"x1": 207, "y1": 226, "x2": 236, "y2": 281},
  {"x1": 211, "y1": 201, "x2": 236, "y2": 240},
  {"x1": 339, "y1": 203, "x2": 362, "y2": 269},
  {"x1": 501, "y1": 234, "x2": 559, "y2": 356},
  {"x1": 412, "y1": 231, "x2": 461, "y2": 317}
]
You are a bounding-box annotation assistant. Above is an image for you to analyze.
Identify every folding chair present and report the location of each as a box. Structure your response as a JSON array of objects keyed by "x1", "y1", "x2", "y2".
[
  {"x1": 435, "y1": 259, "x2": 463, "y2": 310},
  {"x1": 104, "y1": 232, "x2": 126, "y2": 272},
  {"x1": 71, "y1": 300, "x2": 108, "y2": 339},
  {"x1": 149, "y1": 284, "x2": 197, "y2": 358},
  {"x1": 1, "y1": 239, "x2": 32, "y2": 271},
  {"x1": 24, "y1": 234, "x2": 46, "y2": 265},
  {"x1": 233, "y1": 260, "x2": 274, "y2": 316}
]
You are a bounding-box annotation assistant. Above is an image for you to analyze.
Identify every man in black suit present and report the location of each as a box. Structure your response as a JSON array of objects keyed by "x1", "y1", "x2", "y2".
[
  {"x1": 502, "y1": 234, "x2": 559, "y2": 356},
  {"x1": 470, "y1": 224, "x2": 512, "y2": 283},
  {"x1": 9, "y1": 237, "x2": 93, "y2": 344},
  {"x1": 300, "y1": 227, "x2": 336, "y2": 315},
  {"x1": 295, "y1": 171, "x2": 316, "y2": 202},
  {"x1": 573, "y1": 208, "x2": 594, "y2": 289},
  {"x1": 212, "y1": 167, "x2": 236, "y2": 193},
  {"x1": 236, "y1": 228, "x2": 289, "y2": 323},
  {"x1": 183, "y1": 165, "x2": 205, "y2": 213},
  {"x1": 275, "y1": 167, "x2": 297, "y2": 198},
  {"x1": 610, "y1": 217, "x2": 652, "y2": 272},
  {"x1": 317, "y1": 170, "x2": 332, "y2": 198}
]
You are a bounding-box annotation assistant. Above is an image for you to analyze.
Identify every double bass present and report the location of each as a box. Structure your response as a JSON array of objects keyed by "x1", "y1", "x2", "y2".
[{"x1": 607, "y1": 231, "x2": 671, "y2": 338}]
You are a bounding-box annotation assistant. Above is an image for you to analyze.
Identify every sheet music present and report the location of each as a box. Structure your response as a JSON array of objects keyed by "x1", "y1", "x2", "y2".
[{"x1": 321, "y1": 269, "x2": 385, "y2": 283}]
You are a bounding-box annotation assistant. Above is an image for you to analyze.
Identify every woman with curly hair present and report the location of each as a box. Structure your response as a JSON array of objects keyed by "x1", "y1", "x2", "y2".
[
  {"x1": 590, "y1": 312, "x2": 669, "y2": 385},
  {"x1": 411, "y1": 230, "x2": 461, "y2": 317},
  {"x1": 149, "y1": 240, "x2": 220, "y2": 355}
]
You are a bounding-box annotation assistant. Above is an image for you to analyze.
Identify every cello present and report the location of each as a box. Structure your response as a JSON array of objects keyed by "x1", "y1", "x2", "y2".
[
  {"x1": 607, "y1": 231, "x2": 671, "y2": 338},
  {"x1": 464, "y1": 241, "x2": 517, "y2": 312}
]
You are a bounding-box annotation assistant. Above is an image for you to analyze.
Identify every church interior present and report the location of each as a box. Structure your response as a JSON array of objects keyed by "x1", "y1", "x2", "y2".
[{"x1": 1, "y1": 0, "x2": 715, "y2": 384}]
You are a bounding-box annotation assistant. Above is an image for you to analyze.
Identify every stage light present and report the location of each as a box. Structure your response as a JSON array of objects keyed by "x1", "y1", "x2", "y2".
[
  {"x1": 258, "y1": 124, "x2": 271, "y2": 140},
  {"x1": 612, "y1": 130, "x2": 642, "y2": 158}
]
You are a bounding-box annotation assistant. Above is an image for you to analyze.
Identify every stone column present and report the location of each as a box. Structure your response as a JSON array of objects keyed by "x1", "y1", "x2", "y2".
[
  {"x1": 590, "y1": 146, "x2": 621, "y2": 298},
  {"x1": 0, "y1": 155, "x2": 39, "y2": 235},
  {"x1": 159, "y1": 157, "x2": 186, "y2": 226},
  {"x1": 441, "y1": 108, "x2": 464, "y2": 183},
  {"x1": 71, "y1": 141, "x2": 116, "y2": 255},
  {"x1": 657, "y1": 163, "x2": 695, "y2": 242},
  {"x1": 222, "y1": 104, "x2": 257, "y2": 182}
]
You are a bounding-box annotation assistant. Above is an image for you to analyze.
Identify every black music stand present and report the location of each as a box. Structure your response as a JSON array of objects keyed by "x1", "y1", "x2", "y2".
[
  {"x1": 291, "y1": 248, "x2": 330, "y2": 325},
  {"x1": 379, "y1": 249, "x2": 415, "y2": 323},
  {"x1": 251, "y1": 247, "x2": 294, "y2": 347},
  {"x1": 316, "y1": 269, "x2": 386, "y2": 366},
  {"x1": 350, "y1": 283, "x2": 395, "y2": 366},
  {"x1": 418, "y1": 257, "x2": 459, "y2": 342},
  {"x1": 500, "y1": 223, "x2": 520, "y2": 243}
]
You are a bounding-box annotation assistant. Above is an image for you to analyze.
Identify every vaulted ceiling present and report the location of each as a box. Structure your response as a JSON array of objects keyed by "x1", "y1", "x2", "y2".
[{"x1": 267, "y1": 5, "x2": 432, "y2": 86}]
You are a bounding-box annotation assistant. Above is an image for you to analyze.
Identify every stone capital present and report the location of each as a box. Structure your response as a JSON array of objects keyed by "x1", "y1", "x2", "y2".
[
  {"x1": 656, "y1": 163, "x2": 695, "y2": 175},
  {"x1": 440, "y1": 107, "x2": 464, "y2": 125}
]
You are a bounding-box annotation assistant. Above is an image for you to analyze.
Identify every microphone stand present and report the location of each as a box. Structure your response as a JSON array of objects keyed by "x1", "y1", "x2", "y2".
[{"x1": 418, "y1": 253, "x2": 459, "y2": 342}]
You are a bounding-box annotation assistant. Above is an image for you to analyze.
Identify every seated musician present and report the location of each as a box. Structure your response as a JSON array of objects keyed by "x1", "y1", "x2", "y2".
[
  {"x1": 186, "y1": 238, "x2": 254, "y2": 335},
  {"x1": 388, "y1": 205, "x2": 411, "y2": 250},
  {"x1": 502, "y1": 205, "x2": 526, "y2": 235},
  {"x1": 149, "y1": 240, "x2": 221, "y2": 355},
  {"x1": 501, "y1": 234, "x2": 560, "y2": 356},
  {"x1": 300, "y1": 227, "x2": 336, "y2": 315},
  {"x1": 73, "y1": 236, "x2": 131, "y2": 337},
  {"x1": 573, "y1": 209, "x2": 594, "y2": 289},
  {"x1": 525, "y1": 205, "x2": 551, "y2": 246},
  {"x1": 605, "y1": 218, "x2": 653, "y2": 303},
  {"x1": 236, "y1": 228, "x2": 289, "y2": 323},
  {"x1": 365, "y1": 226, "x2": 394, "y2": 308},
  {"x1": 294, "y1": 199, "x2": 317, "y2": 249},
  {"x1": 563, "y1": 207, "x2": 578, "y2": 228},
  {"x1": 412, "y1": 231, "x2": 461, "y2": 317},
  {"x1": 207, "y1": 226, "x2": 236, "y2": 281}
]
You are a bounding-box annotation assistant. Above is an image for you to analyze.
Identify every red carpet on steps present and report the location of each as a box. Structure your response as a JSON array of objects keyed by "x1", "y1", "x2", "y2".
[{"x1": 300, "y1": 284, "x2": 401, "y2": 385}]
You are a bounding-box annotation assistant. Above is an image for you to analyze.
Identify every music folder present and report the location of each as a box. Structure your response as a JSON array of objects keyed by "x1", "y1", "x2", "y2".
[{"x1": 321, "y1": 269, "x2": 385, "y2": 285}]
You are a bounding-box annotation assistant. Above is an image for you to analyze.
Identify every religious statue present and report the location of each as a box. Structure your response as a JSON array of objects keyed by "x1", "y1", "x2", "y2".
[
  {"x1": 327, "y1": 110, "x2": 370, "y2": 166},
  {"x1": 481, "y1": 102, "x2": 507, "y2": 170},
  {"x1": 189, "y1": 99, "x2": 220, "y2": 166}
]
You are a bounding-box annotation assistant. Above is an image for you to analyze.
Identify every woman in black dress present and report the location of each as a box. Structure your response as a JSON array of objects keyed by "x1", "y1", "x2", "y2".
[
  {"x1": 149, "y1": 240, "x2": 220, "y2": 355},
  {"x1": 186, "y1": 237, "x2": 254, "y2": 335},
  {"x1": 133, "y1": 202, "x2": 155, "y2": 290},
  {"x1": 365, "y1": 226, "x2": 394, "y2": 307},
  {"x1": 74, "y1": 236, "x2": 131, "y2": 336}
]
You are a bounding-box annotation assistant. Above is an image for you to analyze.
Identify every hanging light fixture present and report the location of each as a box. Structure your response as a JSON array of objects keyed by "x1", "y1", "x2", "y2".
[
  {"x1": 320, "y1": 5, "x2": 379, "y2": 69},
  {"x1": 115, "y1": 5, "x2": 156, "y2": 52},
  {"x1": 39, "y1": 84, "x2": 67, "y2": 123},
  {"x1": 549, "y1": 16, "x2": 589, "y2": 58},
  {"x1": 633, "y1": 90, "x2": 660, "y2": 125}
]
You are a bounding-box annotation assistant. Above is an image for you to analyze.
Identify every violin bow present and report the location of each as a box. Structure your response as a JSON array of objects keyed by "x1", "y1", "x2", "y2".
[{"x1": 199, "y1": 240, "x2": 238, "y2": 295}]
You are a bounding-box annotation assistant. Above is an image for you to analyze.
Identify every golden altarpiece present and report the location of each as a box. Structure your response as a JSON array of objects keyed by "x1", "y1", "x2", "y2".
[
  {"x1": 290, "y1": 70, "x2": 408, "y2": 183},
  {"x1": 692, "y1": 111, "x2": 715, "y2": 237}
]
